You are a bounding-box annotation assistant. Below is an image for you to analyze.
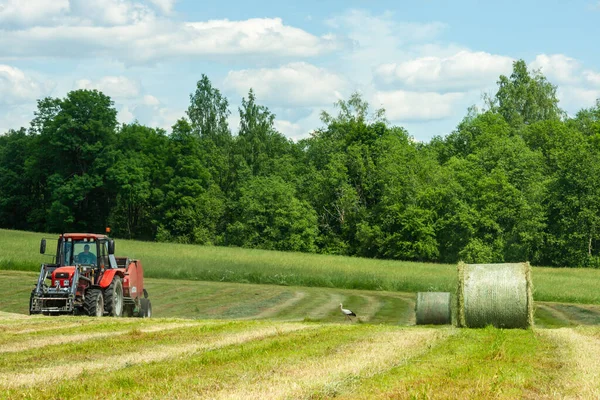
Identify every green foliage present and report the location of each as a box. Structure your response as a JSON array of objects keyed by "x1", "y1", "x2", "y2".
[
  {"x1": 226, "y1": 176, "x2": 318, "y2": 252},
  {"x1": 1, "y1": 68, "x2": 600, "y2": 268},
  {"x1": 487, "y1": 59, "x2": 564, "y2": 126}
]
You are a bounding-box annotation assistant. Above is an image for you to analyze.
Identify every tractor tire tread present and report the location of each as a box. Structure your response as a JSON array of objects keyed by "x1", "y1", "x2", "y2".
[
  {"x1": 104, "y1": 276, "x2": 123, "y2": 317},
  {"x1": 84, "y1": 288, "x2": 104, "y2": 317}
]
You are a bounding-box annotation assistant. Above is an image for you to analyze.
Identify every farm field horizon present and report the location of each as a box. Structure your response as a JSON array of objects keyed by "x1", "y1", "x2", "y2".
[{"x1": 2, "y1": 228, "x2": 600, "y2": 305}]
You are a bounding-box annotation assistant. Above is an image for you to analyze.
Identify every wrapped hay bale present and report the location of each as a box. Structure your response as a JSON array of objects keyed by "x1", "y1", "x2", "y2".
[
  {"x1": 457, "y1": 262, "x2": 534, "y2": 329},
  {"x1": 415, "y1": 292, "x2": 452, "y2": 325}
]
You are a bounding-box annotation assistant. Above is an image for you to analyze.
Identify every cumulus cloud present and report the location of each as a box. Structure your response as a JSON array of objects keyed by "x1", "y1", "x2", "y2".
[
  {"x1": 0, "y1": 2, "x2": 345, "y2": 64},
  {"x1": 327, "y1": 10, "x2": 445, "y2": 45},
  {"x1": 530, "y1": 54, "x2": 582, "y2": 84},
  {"x1": 375, "y1": 51, "x2": 514, "y2": 92},
  {"x1": 325, "y1": 9, "x2": 448, "y2": 83},
  {"x1": 0, "y1": 104, "x2": 35, "y2": 134},
  {"x1": 68, "y1": 0, "x2": 154, "y2": 26},
  {"x1": 75, "y1": 76, "x2": 141, "y2": 98},
  {"x1": 0, "y1": 0, "x2": 69, "y2": 28},
  {"x1": 558, "y1": 86, "x2": 600, "y2": 115},
  {"x1": 147, "y1": 0, "x2": 175, "y2": 14},
  {"x1": 118, "y1": 105, "x2": 135, "y2": 124},
  {"x1": 584, "y1": 70, "x2": 600, "y2": 87},
  {"x1": 120, "y1": 97, "x2": 180, "y2": 131},
  {"x1": 0, "y1": 64, "x2": 52, "y2": 105},
  {"x1": 526, "y1": 54, "x2": 600, "y2": 113},
  {"x1": 373, "y1": 90, "x2": 464, "y2": 121},
  {"x1": 142, "y1": 94, "x2": 160, "y2": 105},
  {"x1": 274, "y1": 119, "x2": 306, "y2": 141},
  {"x1": 224, "y1": 62, "x2": 348, "y2": 107}
]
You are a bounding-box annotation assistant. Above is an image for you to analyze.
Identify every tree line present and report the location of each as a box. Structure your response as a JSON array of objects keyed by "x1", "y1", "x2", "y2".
[{"x1": 1, "y1": 60, "x2": 600, "y2": 267}]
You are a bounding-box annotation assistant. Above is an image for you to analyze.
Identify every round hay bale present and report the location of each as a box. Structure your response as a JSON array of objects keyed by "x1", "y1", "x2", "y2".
[
  {"x1": 415, "y1": 292, "x2": 452, "y2": 325},
  {"x1": 457, "y1": 262, "x2": 534, "y2": 329}
]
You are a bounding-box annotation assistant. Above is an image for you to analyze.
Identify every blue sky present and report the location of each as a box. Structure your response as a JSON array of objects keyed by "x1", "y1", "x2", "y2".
[{"x1": 1, "y1": 0, "x2": 599, "y2": 142}]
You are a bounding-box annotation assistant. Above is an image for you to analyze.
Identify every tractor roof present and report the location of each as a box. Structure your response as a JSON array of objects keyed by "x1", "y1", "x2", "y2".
[{"x1": 62, "y1": 233, "x2": 110, "y2": 240}]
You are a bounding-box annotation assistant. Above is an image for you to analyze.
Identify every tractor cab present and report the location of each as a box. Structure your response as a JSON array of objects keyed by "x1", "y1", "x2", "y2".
[
  {"x1": 44, "y1": 233, "x2": 116, "y2": 269},
  {"x1": 41, "y1": 234, "x2": 117, "y2": 287}
]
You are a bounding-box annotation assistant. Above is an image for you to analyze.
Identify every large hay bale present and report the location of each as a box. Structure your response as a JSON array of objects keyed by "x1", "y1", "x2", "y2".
[
  {"x1": 457, "y1": 262, "x2": 534, "y2": 329},
  {"x1": 415, "y1": 292, "x2": 452, "y2": 325}
]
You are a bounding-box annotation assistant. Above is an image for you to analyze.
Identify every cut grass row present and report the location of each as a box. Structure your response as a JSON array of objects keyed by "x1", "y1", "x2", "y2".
[
  {"x1": 3, "y1": 229, "x2": 600, "y2": 304},
  {"x1": 1, "y1": 313, "x2": 598, "y2": 399},
  {"x1": 3, "y1": 270, "x2": 600, "y2": 328}
]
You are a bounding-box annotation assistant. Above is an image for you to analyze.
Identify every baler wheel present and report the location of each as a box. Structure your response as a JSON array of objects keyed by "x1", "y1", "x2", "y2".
[
  {"x1": 140, "y1": 298, "x2": 152, "y2": 318},
  {"x1": 104, "y1": 276, "x2": 124, "y2": 317},
  {"x1": 84, "y1": 289, "x2": 104, "y2": 317}
]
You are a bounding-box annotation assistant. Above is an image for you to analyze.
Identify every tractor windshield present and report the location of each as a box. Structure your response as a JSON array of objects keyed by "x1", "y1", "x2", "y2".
[{"x1": 61, "y1": 239, "x2": 97, "y2": 266}]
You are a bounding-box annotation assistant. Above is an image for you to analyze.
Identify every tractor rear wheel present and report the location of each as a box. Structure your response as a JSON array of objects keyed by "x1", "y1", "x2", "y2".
[
  {"x1": 84, "y1": 289, "x2": 104, "y2": 317},
  {"x1": 104, "y1": 276, "x2": 124, "y2": 317}
]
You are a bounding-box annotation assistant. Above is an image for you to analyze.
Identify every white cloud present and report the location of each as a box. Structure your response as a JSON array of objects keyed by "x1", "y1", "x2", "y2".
[
  {"x1": 0, "y1": 14, "x2": 345, "y2": 64},
  {"x1": 274, "y1": 119, "x2": 306, "y2": 141},
  {"x1": 68, "y1": 0, "x2": 154, "y2": 26},
  {"x1": 224, "y1": 62, "x2": 348, "y2": 107},
  {"x1": 558, "y1": 86, "x2": 600, "y2": 114},
  {"x1": 118, "y1": 105, "x2": 135, "y2": 124},
  {"x1": 325, "y1": 9, "x2": 447, "y2": 83},
  {"x1": 525, "y1": 54, "x2": 600, "y2": 113},
  {"x1": 373, "y1": 90, "x2": 464, "y2": 121},
  {"x1": 0, "y1": 0, "x2": 69, "y2": 28},
  {"x1": 584, "y1": 70, "x2": 600, "y2": 87},
  {"x1": 148, "y1": 106, "x2": 181, "y2": 131},
  {"x1": 0, "y1": 104, "x2": 35, "y2": 134},
  {"x1": 0, "y1": 64, "x2": 52, "y2": 104},
  {"x1": 375, "y1": 51, "x2": 514, "y2": 92},
  {"x1": 142, "y1": 94, "x2": 160, "y2": 105},
  {"x1": 530, "y1": 54, "x2": 581, "y2": 84},
  {"x1": 75, "y1": 76, "x2": 141, "y2": 98},
  {"x1": 147, "y1": 0, "x2": 175, "y2": 14},
  {"x1": 327, "y1": 10, "x2": 445, "y2": 45}
]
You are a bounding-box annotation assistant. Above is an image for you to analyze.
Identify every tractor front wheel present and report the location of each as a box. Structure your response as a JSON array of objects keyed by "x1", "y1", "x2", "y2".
[
  {"x1": 104, "y1": 276, "x2": 124, "y2": 317},
  {"x1": 84, "y1": 289, "x2": 104, "y2": 317},
  {"x1": 29, "y1": 290, "x2": 40, "y2": 315}
]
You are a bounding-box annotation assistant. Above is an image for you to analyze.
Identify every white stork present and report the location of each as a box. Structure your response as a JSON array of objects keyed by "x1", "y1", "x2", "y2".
[{"x1": 340, "y1": 303, "x2": 356, "y2": 321}]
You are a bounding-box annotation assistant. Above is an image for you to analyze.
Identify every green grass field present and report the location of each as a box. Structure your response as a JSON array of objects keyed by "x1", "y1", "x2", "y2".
[
  {"x1": 2, "y1": 270, "x2": 600, "y2": 329},
  {"x1": 2, "y1": 228, "x2": 600, "y2": 304},
  {"x1": 3, "y1": 227, "x2": 600, "y2": 398},
  {"x1": 1, "y1": 312, "x2": 599, "y2": 399}
]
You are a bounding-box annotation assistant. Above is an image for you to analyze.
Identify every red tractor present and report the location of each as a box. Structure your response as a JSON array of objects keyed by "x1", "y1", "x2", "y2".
[{"x1": 30, "y1": 233, "x2": 151, "y2": 317}]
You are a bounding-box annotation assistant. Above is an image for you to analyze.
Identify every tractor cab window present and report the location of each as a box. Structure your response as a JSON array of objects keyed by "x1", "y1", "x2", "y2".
[
  {"x1": 98, "y1": 241, "x2": 109, "y2": 269},
  {"x1": 61, "y1": 241, "x2": 73, "y2": 266},
  {"x1": 72, "y1": 241, "x2": 97, "y2": 266}
]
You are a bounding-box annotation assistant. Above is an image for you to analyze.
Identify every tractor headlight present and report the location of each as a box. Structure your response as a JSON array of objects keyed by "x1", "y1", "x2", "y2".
[{"x1": 62, "y1": 279, "x2": 70, "y2": 287}]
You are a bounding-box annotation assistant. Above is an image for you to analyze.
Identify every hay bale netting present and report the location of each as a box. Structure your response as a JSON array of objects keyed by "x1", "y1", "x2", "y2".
[
  {"x1": 415, "y1": 292, "x2": 452, "y2": 325},
  {"x1": 457, "y1": 262, "x2": 534, "y2": 329}
]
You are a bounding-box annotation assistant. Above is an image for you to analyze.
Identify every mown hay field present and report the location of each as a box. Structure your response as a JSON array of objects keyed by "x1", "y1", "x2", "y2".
[
  {"x1": 2, "y1": 267, "x2": 600, "y2": 398},
  {"x1": 1, "y1": 311, "x2": 600, "y2": 399},
  {"x1": 3, "y1": 270, "x2": 600, "y2": 328},
  {"x1": 2, "y1": 229, "x2": 600, "y2": 304}
]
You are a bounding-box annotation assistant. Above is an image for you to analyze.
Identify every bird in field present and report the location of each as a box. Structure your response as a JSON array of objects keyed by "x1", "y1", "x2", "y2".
[{"x1": 340, "y1": 303, "x2": 356, "y2": 322}]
